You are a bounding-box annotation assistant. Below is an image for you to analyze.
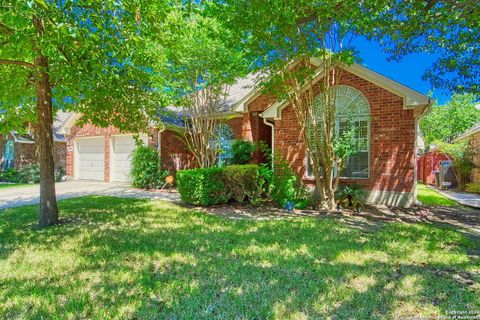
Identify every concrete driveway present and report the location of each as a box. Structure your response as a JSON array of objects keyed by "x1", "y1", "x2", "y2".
[{"x1": 0, "y1": 181, "x2": 180, "y2": 210}]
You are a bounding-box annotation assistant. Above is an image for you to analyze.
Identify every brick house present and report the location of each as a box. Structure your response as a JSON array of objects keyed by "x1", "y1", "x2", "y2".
[
  {"x1": 59, "y1": 62, "x2": 432, "y2": 206},
  {"x1": 0, "y1": 112, "x2": 68, "y2": 171}
]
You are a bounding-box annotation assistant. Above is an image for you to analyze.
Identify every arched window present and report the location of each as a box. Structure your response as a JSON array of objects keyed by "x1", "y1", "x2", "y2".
[
  {"x1": 215, "y1": 124, "x2": 234, "y2": 166},
  {"x1": 307, "y1": 85, "x2": 370, "y2": 178}
]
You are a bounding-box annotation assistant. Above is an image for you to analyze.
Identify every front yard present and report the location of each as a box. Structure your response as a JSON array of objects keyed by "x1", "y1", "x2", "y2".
[{"x1": 1, "y1": 196, "x2": 479, "y2": 319}]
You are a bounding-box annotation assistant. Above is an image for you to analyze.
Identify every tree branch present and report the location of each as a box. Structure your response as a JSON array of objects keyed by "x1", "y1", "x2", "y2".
[{"x1": 0, "y1": 59, "x2": 35, "y2": 68}]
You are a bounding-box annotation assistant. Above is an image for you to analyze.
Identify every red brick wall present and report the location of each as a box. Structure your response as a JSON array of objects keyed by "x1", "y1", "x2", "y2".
[
  {"x1": 273, "y1": 70, "x2": 417, "y2": 193},
  {"x1": 160, "y1": 129, "x2": 194, "y2": 173}
]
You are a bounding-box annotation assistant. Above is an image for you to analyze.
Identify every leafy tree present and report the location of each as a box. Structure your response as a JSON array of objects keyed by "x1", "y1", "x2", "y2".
[
  {"x1": 0, "y1": 1, "x2": 165, "y2": 226},
  {"x1": 159, "y1": 5, "x2": 248, "y2": 168},
  {"x1": 370, "y1": 1, "x2": 480, "y2": 95},
  {"x1": 420, "y1": 94, "x2": 480, "y2": 150},
  {"x1": 435, "y1": 140, "x2": 475, "y2": 190},
  {"x1": 213, "y1": 1, "x2": 373, "y2": 210}
]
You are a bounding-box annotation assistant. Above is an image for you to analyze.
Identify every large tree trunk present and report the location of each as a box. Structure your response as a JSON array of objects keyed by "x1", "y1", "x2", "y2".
[{"x1": 33, "y1": 16, "x2": 59, "y2": 227}]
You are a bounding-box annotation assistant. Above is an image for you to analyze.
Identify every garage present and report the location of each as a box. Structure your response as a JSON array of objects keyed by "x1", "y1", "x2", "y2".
[
  {"x1": 110, "y1": 135, "x2": 143, "y2": 182},
  {"x1": 76, "y1": 137, "x2": 105, "y2": 181}
]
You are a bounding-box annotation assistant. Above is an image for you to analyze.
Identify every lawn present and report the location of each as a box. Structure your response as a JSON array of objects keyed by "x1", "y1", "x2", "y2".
[
  {"x1": 0, "y1": 183, "x2": 28, "y2": 189},
  {"x1": 1, "y1": 197, "x2": 478, "y2": 319},
  {"x1": 417, "y1": 183, "x2": 459, "y2": 207}
]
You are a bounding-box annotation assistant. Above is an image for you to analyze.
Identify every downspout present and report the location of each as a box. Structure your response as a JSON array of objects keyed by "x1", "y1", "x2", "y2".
[
  {"x1": 414, "y1": 99, "x2": 434, "y2": 205},
  {"x1": 157, "y1": 124, "x2": 166, "y2": 160},
  {"x1": 263, "y1": 117, "x2": 275, "y2": 168}
]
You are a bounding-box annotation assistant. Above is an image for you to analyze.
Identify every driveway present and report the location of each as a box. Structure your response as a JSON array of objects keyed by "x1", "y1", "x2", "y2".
[{"x1": 0, "y1": 181, "x2": 180, "y2": 210}]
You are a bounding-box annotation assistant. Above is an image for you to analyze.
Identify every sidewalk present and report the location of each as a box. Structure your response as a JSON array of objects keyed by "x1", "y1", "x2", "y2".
[{"x1": 430, "y1": 186, "x2": 480, "y2": 209}]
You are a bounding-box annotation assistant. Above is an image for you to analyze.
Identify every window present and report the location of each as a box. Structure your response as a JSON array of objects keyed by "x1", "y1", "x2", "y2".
[
  {"x1": 1, "y1": 140, "x2": 14, "y2": 170},
  {"x1": 306, "y1": 85, "x2": 370, "y2": 179},
  {"x1": 215, "y1": 124, "x2": 234, "y2": 166}
]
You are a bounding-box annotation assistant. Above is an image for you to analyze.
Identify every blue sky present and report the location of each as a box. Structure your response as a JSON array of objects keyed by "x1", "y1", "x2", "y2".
[{"x1": 352, "y1": 37, "x2": 449, "y2": 105}]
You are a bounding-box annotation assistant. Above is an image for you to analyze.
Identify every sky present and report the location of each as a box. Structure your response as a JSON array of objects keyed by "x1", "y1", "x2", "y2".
[{"x1": 352, "y1": 37, "x2": 449, "y2": 105}]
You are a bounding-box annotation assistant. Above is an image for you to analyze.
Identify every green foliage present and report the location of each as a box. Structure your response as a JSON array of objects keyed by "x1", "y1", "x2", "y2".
[
  {"x1": 130, "y1": 145, "x2": 168, "y2": 189},
  {"x1": 370, "y1": 2, "x2": 480, "y2": 94},
  {"x1": 465, "y1": 183, "x2": 480, "y2": 195},
  {"x1": 177, "y1": 167, "x2": 228, "y2": 206},
  {"x1": 177, "y1": 165, "x2": 266, "y2": 206},
  {"x1": 420, "y1": 94, "x2": 480, "y2": 150},
  {"x1": 335, "y1": 184, "x2": 367, "y2": 212},
  {"x1": 0, "y1": 1, "x2": 165, "y2": 135},
  {"x1": 231, "y1": 140, "x2": 257, "y2": 165},
  {"x1": 0, "y1": 164, "x2": 63, "y2": 184},
  {"x1": 435, "y1": 140, "x2": 474, "y2": 190},
  {"x1": 271, "y1": 157, "x2": 312, "y2": 209},
  {"x1": 222, "y1": 165, "x2": 265, "y2": 205}
]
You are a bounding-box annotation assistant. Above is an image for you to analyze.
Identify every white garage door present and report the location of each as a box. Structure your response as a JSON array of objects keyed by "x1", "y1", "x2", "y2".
[
  {"x1": 111, "y1": 135, "x2": 138, "y2": 182},
  {"x1": 77, "y1": 137, "x2": 105, "y2": 181}
]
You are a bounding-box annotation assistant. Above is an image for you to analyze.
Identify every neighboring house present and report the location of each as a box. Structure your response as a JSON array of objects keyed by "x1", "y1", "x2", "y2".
[
  {"x1": 0, "y1": 112, "x2": 68, "y2": 171},
  {"x1": 454, "y1": 122, "x2": 480, "y2": 183},
  {"x1": 59, "y1": 61, "x2": 432, "y2": 207}
]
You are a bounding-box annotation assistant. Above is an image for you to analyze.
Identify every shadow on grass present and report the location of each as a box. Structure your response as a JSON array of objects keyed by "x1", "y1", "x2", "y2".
[{"x1": 0, "y1": 196, "x2": 479, "y2": 319}]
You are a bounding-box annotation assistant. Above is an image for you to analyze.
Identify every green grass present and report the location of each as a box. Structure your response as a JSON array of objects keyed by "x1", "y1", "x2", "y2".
[
  {"x1": 417, "y1": 183, "x2": 460, "y2": 207},
  {"x1": 1, "y1": 197, "x2": 478, "y2": 319},
  {"x1": 0, "y1": 183, "x2": 28, "y2": 189}
]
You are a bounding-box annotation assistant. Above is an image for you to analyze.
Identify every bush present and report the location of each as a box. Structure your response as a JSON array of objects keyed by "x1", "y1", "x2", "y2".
[
  {"x1": 0, "y1": 164, "x2": 65, "y2": 184},
  {"x1": 130, "y1": 145, "x2": 168, "y2": 189},
  {"x1": 271, "y1": 157, "x2": 312, "y2": 209},
  {"x1": 231, "y1": 140, "x2": 256, "y2": 165},
  {"x1": 222, "y1": 165, "x2": 265, "y2": 205},
  {"x1": 177, "y1": 167, "x2": 228, "y2": 206},
  {"x1": 465, "y1": 183, "x2": 480, "y2": 194}
]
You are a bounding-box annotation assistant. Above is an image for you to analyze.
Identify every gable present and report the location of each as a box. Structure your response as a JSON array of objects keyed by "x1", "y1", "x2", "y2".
[{"x1": 261, "y1": 63, "x2": 433, "y2": 120}]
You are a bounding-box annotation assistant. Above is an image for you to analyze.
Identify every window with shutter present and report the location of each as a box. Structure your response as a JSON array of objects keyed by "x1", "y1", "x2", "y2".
[{"x1": 306, "y1": 85, "x2": 370, "y2": 179}]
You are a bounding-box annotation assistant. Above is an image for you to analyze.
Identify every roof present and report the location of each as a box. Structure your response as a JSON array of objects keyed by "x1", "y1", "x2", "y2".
[
  {"x1": 7, "y1": 111, "x2": 68, "y2": 143},
  {"x1": 261, "y1": 61, "x2": 433, "y2": 119},
  {"x1": 453, "y1": 122, "x2": 480, "y2": 142}
]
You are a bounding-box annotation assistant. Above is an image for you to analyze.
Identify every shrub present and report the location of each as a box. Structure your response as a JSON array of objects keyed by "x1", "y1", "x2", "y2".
[
  {"x1": 177, "y1": 167, "x2": 228, "y2": 206},
  {"x1": 0, "y1": 164, "x2": 65, "y2": 184},
  {"x1": 335, "y1": 184, "x2": 367, "y2": 212},
  {"x1": 231, "y1": 140, "x2": 256, "y2": 165},
  {"x1": 130, "y1": 145, "x2": 168, "y2": 189},
  {"x1": 465, "y1": 182, "x2": 480, "y2": 194},
  {"x1": 270, "y1": 157, "x2": 311, "y2": 209},
  {"x1": 222, "y1": 165, "x2": 265, "y2": 205}
]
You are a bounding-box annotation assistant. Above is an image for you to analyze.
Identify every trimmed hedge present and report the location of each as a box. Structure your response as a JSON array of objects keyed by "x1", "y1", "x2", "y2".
[
  {"x1": 177, "y1": 165, "x2": 265, "y2": 206},
  {"x1": 130, "y1": 145, "x2": 168, "y2": 189},
  {"x1": 177, "y1": 167, "x2": 228, "y2": 206}
]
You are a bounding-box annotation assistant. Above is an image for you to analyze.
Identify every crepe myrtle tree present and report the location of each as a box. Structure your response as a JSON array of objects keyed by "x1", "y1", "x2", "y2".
[
  {"x1": 159, "y1": 6, "x2": 248, "y2": 168},
  {"x1": 213, "y1": 0, "x2": 375, "y2": 210},
  {"x1": 0, "y1": 1, "x2": 166, "y2": 226}
]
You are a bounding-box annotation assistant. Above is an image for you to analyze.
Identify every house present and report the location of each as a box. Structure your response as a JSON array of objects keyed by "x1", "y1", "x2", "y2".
[
  {"x1": 0, "y1": 112, "x2": 68, "y2": 171},
  {"x1": 59, "y1": 61, "x2": 432, "y2": 207},
  {"x1": 454, "y1": 122, "x2": 480, "y2": 183}
]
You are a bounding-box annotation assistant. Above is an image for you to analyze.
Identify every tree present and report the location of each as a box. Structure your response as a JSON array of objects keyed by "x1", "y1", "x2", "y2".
[
  {"x1": 420, "y1": 93, "x2": 480, "y2": 151},
  {"x1": 159, "y1": 5, "x2": 248, "y2": 168},
  {"x1": 213, "y1": 1, "x2": 377, "y2": 210},
  {"x1": 370, "y1": 1, "x2": 480, "y2": 95},
  {"x1": 0, "y1": 1, "x2": 164, "y2": 226},
  {"x1": 435, "y1": 140, "x2": 475, "y2": 190}
]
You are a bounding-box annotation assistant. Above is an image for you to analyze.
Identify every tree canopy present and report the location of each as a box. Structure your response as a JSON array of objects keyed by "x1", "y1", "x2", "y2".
[
  {"x1": 0, "y1": 1, "x2": 166, "y2": 134},
  {"x1": 420, "y1": 94, "x2": 480, "y2": 151}
]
